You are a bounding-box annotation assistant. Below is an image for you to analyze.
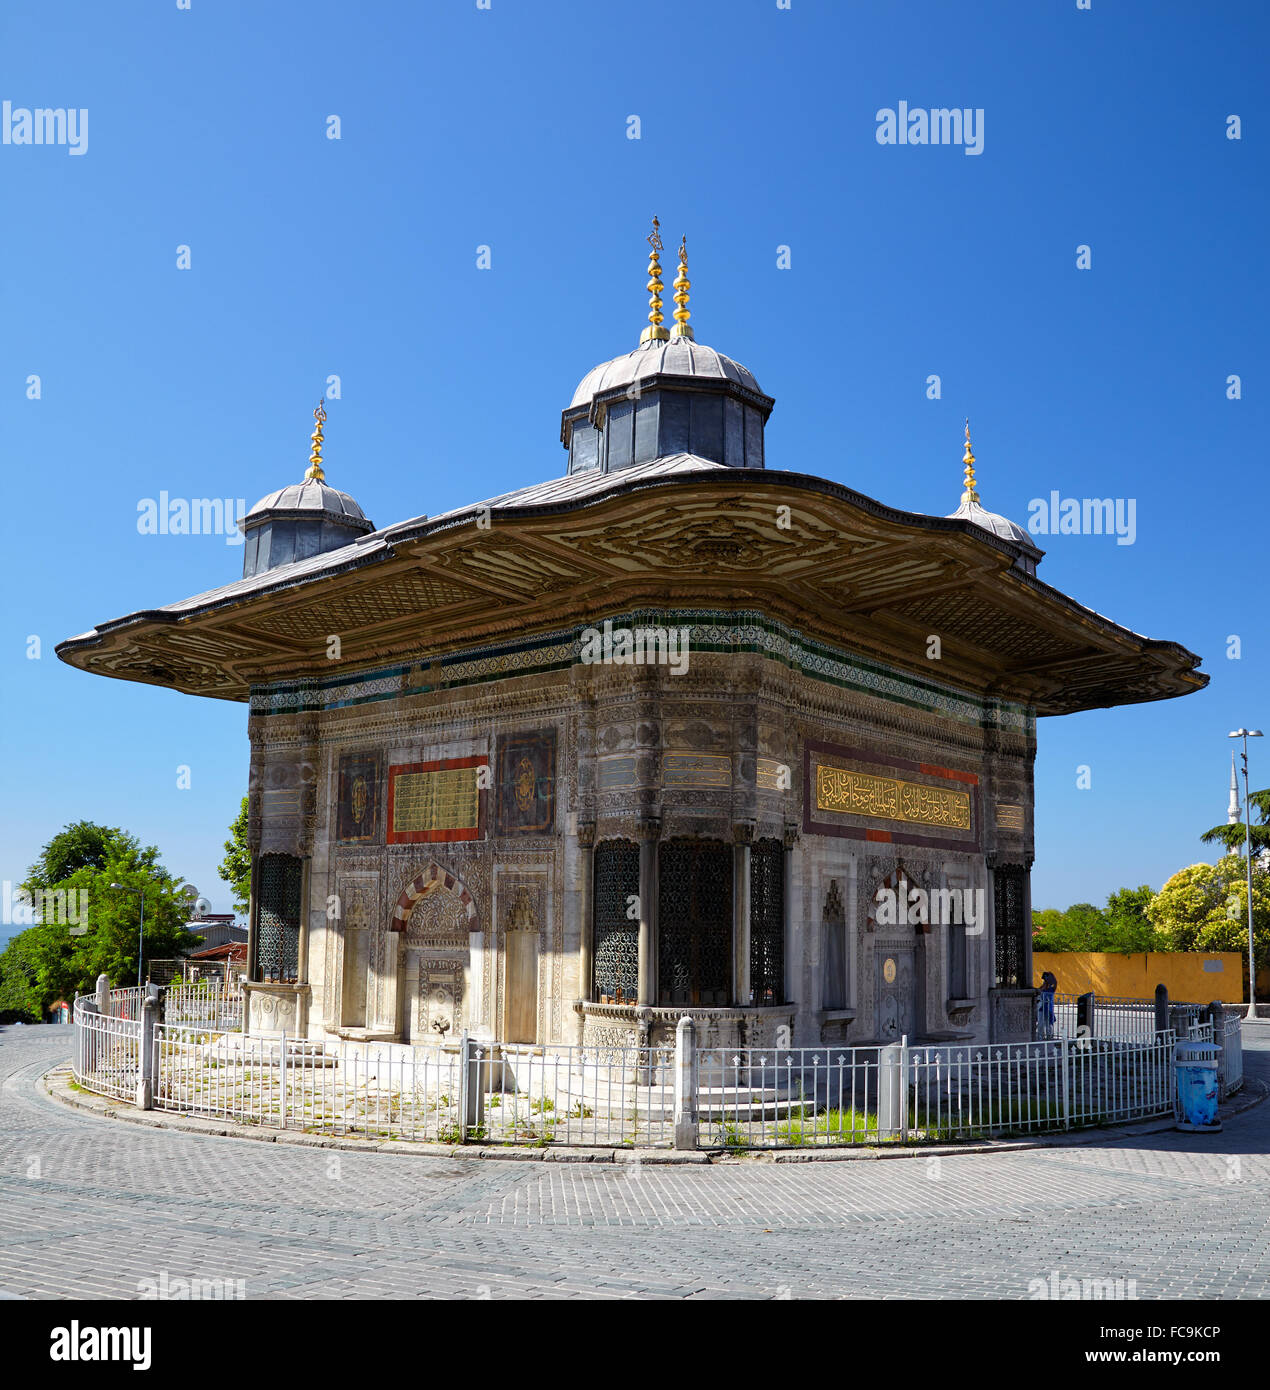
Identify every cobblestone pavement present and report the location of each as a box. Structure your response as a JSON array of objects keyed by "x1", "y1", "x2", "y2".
[{"x1": 1, "y1": 1024, "x2": 1268, "y2": 1299}]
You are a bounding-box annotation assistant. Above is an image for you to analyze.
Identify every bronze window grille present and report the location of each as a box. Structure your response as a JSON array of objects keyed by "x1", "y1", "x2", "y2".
[
  {"x1": 658, "y1": 839, "x2": 732, "y2": 1006},
  {"x1": 592, "y1": 839, "x2": 640, "y2": 1003},
  {"x1": 749, "y1": 838, "x2": 785, "y2": 1004},
  {"x1": 993, "y1": 865, "x2": 1027, "y2": 988},
  {"x1": 256, "y1": 853, "x2": 302, "y2": 983}
]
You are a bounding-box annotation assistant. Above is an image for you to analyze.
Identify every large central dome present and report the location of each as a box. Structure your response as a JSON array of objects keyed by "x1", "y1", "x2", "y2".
[{"x1": 560, "y1": 223, "x2": 775, "y2": 475}]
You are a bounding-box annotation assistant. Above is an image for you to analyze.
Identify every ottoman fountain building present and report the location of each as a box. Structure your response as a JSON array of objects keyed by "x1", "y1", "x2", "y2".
[{"x1": 58, "y1": 222, "x2": 1206, "y2": 1050}]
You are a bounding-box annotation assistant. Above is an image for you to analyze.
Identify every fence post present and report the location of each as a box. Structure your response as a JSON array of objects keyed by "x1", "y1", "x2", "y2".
[
  {"x1": 79, "y1": 998, "x2": 98, "y2": 1077},
  {"x1": 461, "y1": 1032, "x2": 484, "y2": 1141},
  {"x1": 878, "y1": 1042, "x2": 903, "y2": 1139},
  {"x1": 673, "y1": 1015, "x2": 699, "y2": 1150},
  {"x1": 135, "y1": 987, "x2": 160, "y2": 1110},
  {"x1": 1060, "y1": 1036, "x2": 1071, "y2": 1129},
  {"x1": 96, "y1": 972, "x2": 110, "y2": 1019},
  {"x1": 1076, "y1": 991, "x2": 1095, "y2": 1040},
  {"x1": 1154, "y1": 984, "x2": 1170, "y2": 1035},
  {"x1": 279, "y1": 1031, "x2": 287, "y2": 1130},
  {"x1": 1206, "y1": 1001, "x2": 1226, "y2": 1097}
]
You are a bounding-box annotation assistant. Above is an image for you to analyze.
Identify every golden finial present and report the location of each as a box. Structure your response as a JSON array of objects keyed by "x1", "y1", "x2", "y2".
[
  {"x1": 670, "y1": 235, "x2": 694, "y2": 341},
  {"x1": 305, "y1": 400, "x2": 327, "y2": 483},
  {"x1": 961, "y1": 418, "x2": 979, "y2": 503},
  {"x1": 639, "y1": 216, "x2": 670, "y2": 345}
]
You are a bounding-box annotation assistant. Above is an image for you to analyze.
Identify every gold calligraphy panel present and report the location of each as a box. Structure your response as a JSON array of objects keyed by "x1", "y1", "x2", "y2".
[
  {"x1": 388, "y1": 758, "x2": 484, "y2": 843},
  {"x1": 663, "y1": 752, "x2": 732, "y2": 787},
  {"x1": 815, "y1": 765, "x2": 971, "y2": 831}
]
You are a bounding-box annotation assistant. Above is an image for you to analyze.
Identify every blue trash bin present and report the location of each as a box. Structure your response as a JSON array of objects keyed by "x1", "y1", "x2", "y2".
[{"x1": 1174, "y1": 1039, "x2": 1222, "y2": 1132}]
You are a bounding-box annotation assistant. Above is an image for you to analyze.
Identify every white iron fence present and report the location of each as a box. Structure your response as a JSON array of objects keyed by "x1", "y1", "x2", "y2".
[
  {"x1": 696, "y1": 1034, "x2": 1179, "y2": 1147},
  {"x1": 163, "y1": 980, "x2": 244, "y2": 1033},
  {"x1": 697, "y1": 1047, "x2": 883, "y2": 1149},
  {"x1": 147, "y1": 1027, "x2": 675, "y2": 1146},
  {"x1": 1218, "y1": 1010, "x2": 1244, "y2": 1098},
  {"x1": 73, "y1": 986, "x2": 1243, "y2": 1151},
  {"x1": 1053, "y1": 993, "x2": 1215, "y2": 1043},
  {"x1": 74, "y1": 997, "x2": 141, "y2": 1101}
]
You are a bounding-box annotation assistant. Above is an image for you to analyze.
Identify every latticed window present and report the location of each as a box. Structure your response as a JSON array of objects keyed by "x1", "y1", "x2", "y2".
[
  {"x1": 993, "y1": 865, "x2": 1027, "y2": 988},
  {"x1": 749, "y1": 838, "x2": 784, "y2": 1004},
  {"x1": 592, "y1": 839, "x2": 639, "y2": 1003},
  {"x1": 658, "y1": 839, "x2": 732, "y2": 1006},
  {"x1": 949, "y1": 921, "x2": 969, "y2": 998},
  {"x1": 822, "y1": 879, "x2": 847, "y2": 1010},
  {"x1": 256, "y1": 854, "x2": 303, "y2": 982}
]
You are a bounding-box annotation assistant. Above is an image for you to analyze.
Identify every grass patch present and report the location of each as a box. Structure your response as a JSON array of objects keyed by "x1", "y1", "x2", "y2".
[{"x1": 777, "y1": 1106, "x2": 880, "y2": 1145}]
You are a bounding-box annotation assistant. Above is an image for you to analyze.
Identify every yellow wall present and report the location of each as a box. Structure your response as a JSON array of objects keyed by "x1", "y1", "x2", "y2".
[{"x1": 1033, "y1": 952, "x2": 1245, "y2": 1003}]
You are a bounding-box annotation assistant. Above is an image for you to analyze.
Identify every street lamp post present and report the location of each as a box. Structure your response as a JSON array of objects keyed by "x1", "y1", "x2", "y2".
[
  {"x1": 1228, "y1": 729, "x2": 1263, "y2": 1020},
  {"x1": 109, "y1": 882, "x2": 148, "y2": 988}
]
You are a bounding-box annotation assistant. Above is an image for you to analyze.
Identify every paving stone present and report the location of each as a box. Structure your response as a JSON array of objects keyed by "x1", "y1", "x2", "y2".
[{"x1": 1, "y1": 1023, "x2": 1268, "y2": 1298}]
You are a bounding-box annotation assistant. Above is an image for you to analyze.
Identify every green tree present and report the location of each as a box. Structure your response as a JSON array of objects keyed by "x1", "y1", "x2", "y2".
[
  {"x1": 218, "y1": 797, "x2": 251, "y2": 916},
  {"x1": 22, "y1": 820, "x2": 133, "y2": 891},
  {"x1": 1200, "y1": 789, "x2": 1270, "y2": 857},
  {"x1": 1147, "y1": 855, "x2": 1270, "y2": 978},
  {"x1": 1031, "y1": 901, "x2": 1109, "y2": 952},
  {"x1": 1032, "y1": 886, "x2": 1162, "y2": 954},
  {"x1": 1103, "y1": 885, "x2": 1157, "y2": 952},
  {"x1": 0, "y1": 929, "x2": 52, "y2": 1023},
  {"x1": 0, "y1": 824, "x2": 198, "y2": 1013}
]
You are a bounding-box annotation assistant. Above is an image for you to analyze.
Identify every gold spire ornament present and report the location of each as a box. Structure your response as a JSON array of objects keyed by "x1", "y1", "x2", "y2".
[
  {"x1": 305, "y1": 400, "x2": 327, "y2": 483},
  {"x1": 670, "y1": 235, "x2": 694, "y2": 341},
  {"x1": 960, "y1": 418, "x2": 979, "y2": 503},
  {"x1": 639, "y1": 216, "x2": 671, "y2": 345}
]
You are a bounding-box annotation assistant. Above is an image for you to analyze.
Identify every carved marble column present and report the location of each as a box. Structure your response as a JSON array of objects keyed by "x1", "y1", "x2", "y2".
[
  {"x1": 637, "y1": 815, "x2": 660, "y2": 1007},
  {"x1": 373, "y1": 931, "x2": 406, "y2": 1039},
  {"x1": 577, "y1": 818, "x2": 597, "y2": 1007},
  {"x1": 733, "y1": 819, "x2": 755, "y2": 1005}
]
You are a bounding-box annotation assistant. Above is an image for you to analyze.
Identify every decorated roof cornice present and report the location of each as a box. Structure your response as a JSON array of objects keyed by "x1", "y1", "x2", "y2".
[{"x1": 56, "y1": 458, "x2": 1207, "y2": 717}]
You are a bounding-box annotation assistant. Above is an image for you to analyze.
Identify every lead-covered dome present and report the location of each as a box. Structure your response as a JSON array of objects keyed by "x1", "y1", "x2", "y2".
[
  {"x1": 568, "y1": 338, "x2": 764, "y2": 411},
  {"x1": 944, "y1": 425, "x2": 1042, "y2": 575},
  {"x1": 561, "y1": 224, "x2": 775, "y2": 475},
  {"x1": 244, "y1": 480, "x2": 370, "y2": 527},
  {"x1": 239, "y1": 404, "x2": 375, "y2": 579}
]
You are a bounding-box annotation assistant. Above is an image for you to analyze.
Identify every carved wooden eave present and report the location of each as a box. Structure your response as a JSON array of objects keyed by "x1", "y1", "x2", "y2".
[{"x1": 55, "y1": 456, "x2": 1206, "y2": 718}]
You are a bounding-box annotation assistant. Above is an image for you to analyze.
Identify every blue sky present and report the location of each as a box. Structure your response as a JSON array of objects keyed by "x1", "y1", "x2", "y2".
[{"x1": 1, "y1": 0, "x2": 1266, "y2": 932}]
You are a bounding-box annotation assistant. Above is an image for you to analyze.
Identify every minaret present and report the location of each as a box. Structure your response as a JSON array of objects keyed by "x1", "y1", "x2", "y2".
[{"x1": 1228, "y1": 750, "x2": 1242, "y2": 824}]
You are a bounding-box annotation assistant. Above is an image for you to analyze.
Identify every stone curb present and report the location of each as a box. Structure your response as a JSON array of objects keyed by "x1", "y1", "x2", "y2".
[{"x1": 43, "y1": 1065, "x2": 1266, "y2": 1165}]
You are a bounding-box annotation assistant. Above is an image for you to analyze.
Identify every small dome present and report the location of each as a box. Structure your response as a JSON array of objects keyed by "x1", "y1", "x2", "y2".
[
  {"x1": 244, "y1": 480, "x2": 370, "y2": 527},
  {"x1": 239, "y1": 479, "x2": 374, "y2": 580},
  {"x1": 947, "y1": 493, "x2": 1043, "y2": 576},
  {"x1": 569, "y1": 338, "x2": 764, "y2": 411},
  {"x1": 946, "y1": 494, "x2": 1031, "y2": 548}
]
